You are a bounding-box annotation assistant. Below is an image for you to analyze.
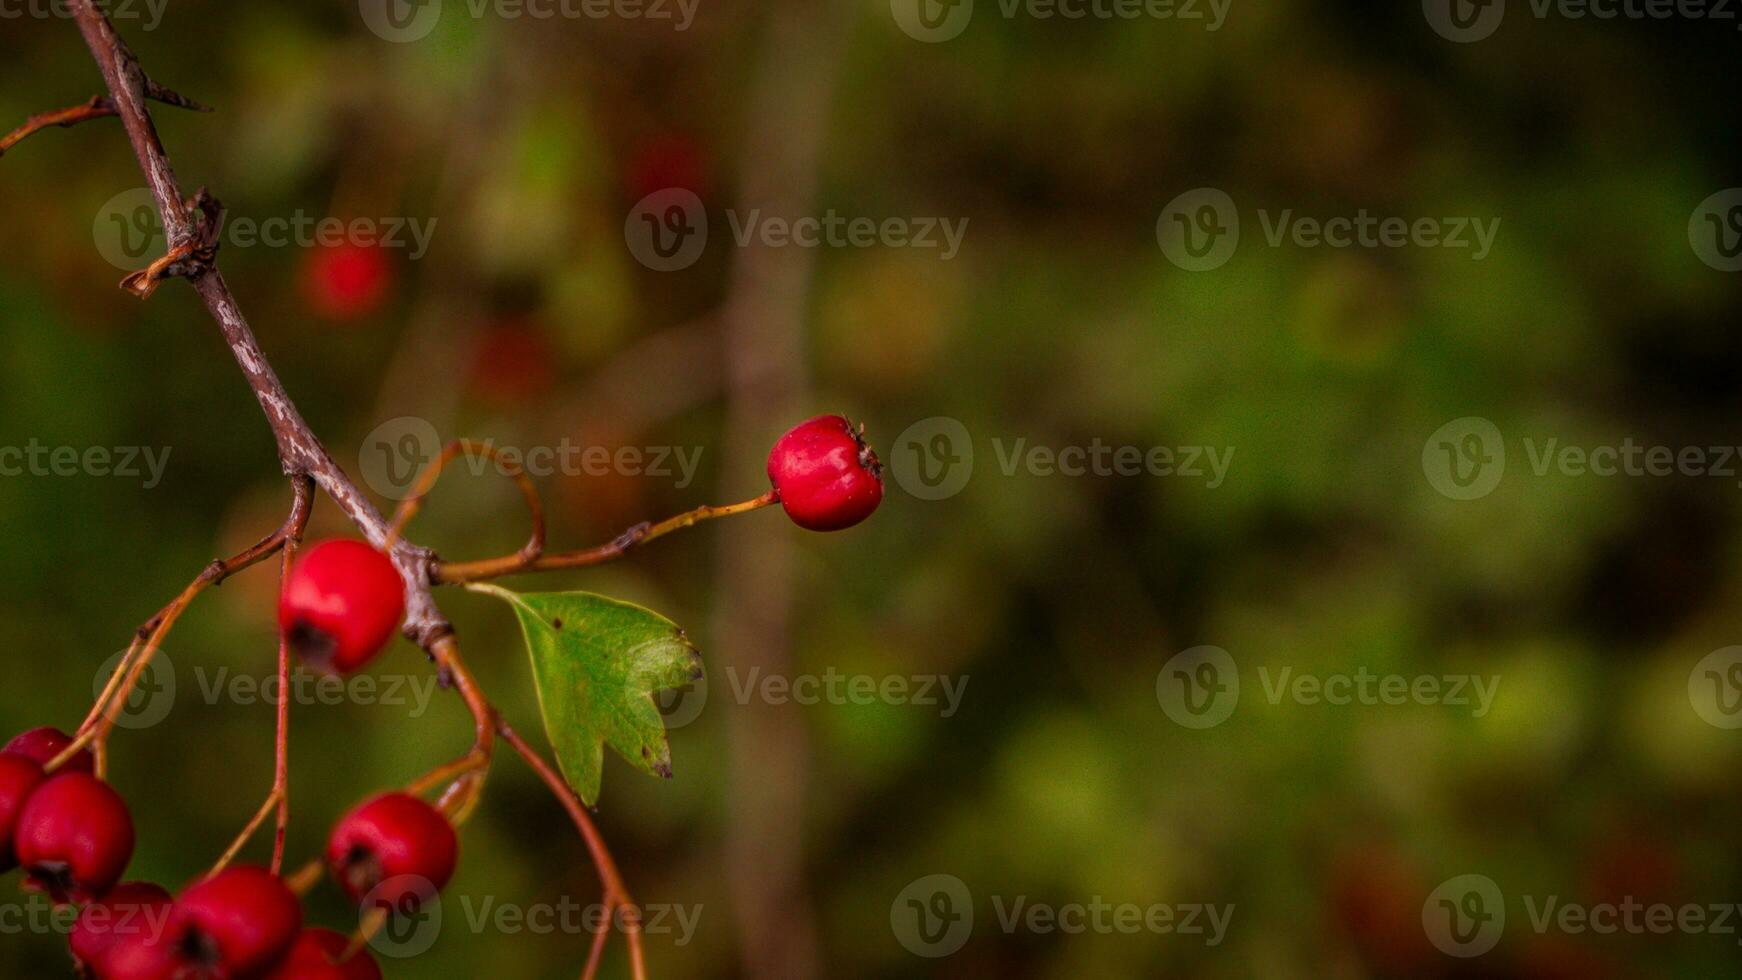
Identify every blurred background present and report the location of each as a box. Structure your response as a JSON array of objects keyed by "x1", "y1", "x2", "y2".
[{"x1": 3, "y1": 0, "x2": 1742, "y2": 977}]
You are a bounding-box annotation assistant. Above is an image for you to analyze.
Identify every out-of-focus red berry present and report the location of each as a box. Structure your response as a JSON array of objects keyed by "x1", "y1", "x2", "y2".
[
  {"x1": 301, "y1": 242, "x2": 392, "y2": 322},
  {"x1": 627, "y1": 133, "x2": 710, "y2": 200},
  {"x1": 468, "y1": 319, "x2": 556, "y2": 406}
]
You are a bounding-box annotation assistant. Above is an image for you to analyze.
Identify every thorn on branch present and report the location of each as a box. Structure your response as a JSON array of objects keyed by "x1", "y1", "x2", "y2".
[
  {"x1": 143, "y1": 80, "x2": 212, "y2": 114},
  {"x1": 118, "y1": 189, "x2": 223, "y2": 299}
]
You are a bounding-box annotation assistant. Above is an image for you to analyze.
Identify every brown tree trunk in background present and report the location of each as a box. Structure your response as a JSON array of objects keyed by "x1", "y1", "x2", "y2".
[{"x1": 712, "y1": 3, "x2": 852, "y2": 978}]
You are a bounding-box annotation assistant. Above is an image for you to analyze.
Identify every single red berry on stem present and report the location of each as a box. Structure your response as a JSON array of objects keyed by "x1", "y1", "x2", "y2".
[
  {"x1": 263, "y1": 928, "x2": 384, "y2": 980},
  {"x1": 0, "y1": 754, "x2": 46, "y2": 873},
  {"x1": 326, "y1": 792, "x2": 457, "y2": 909},
  {"x1": 14, "y1": 772, "x2": 134, "y2": 903},
  {"x1": 279, "y1": 539, "x2": 406, "y2": 675},
  {"x1": 169, "y1": 866, "x2": 303, "y2": 977},
  {"x1": 3, "y1": 727, "x2": 94, "y2": 775},
  {"x1": 69, "y1": 880, "x2": 173, "y2": 972},
  {"x1": 767, "y1": 415, "x2": 884, "y2": 531}
]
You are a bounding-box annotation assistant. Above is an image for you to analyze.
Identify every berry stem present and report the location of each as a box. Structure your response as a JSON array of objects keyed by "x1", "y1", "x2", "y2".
[
  {"x1": 497, "y1": 720, "x2": 646, "y2": 980},
  {"x1": 208, "y1": 787, "x2": 284, "y2": 879},
  {"x1": 270, "y1": 494, "x2": 310, "y2": 873},
  {"x1": 0, "y1": 96, "x2": 117, "y2": 157},
  {"x1": 405, "y1": 748, "x2": 491, "y2": 798},
  {"x1": 388, "y1": 438, "x2": 547, "y2": 564},
  {"x1": 434, "y1": 490, "x2": 780, "y2": 584},
  {"x1": 65, "y1": 478, "x2": 315, "y2": 776},
  {"x1": 283, "y1": 858, "x2": 324, "y2": 897}
]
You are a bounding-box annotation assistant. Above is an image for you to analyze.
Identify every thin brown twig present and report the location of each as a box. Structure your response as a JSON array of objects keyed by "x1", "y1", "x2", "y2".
[
  {"x1": 435, "y1": 491, "x2": 779, "y2": 584},
  {"x1": 0, "y1": 77, "x2": 210, "y2": 160},
  {"x1": 57, "y1": 485, "x2": 315, "y2": 777},
  {"x1": 207, "y1": 475, "x2": 313, "y2": 878},
  {"x1": 0, "y1": 96, "x2": 116, "y2": 158},
  {"x1": 498, "y1": 720, "x2": 646, "y2": 980},
  {"x1": 388, "y1": 439, "x2": 546, "y2": 566}
]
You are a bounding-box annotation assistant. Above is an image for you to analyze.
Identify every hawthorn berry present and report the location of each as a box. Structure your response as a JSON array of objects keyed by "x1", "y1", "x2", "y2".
[
  {"x1": 3, "y1": 726, "x2": 94, "y2": 775},
  {"x1": 326, "y1": 792, "x2": 457, "y2": 910},
  {"x1": 13, "y1": 773, "x2": 134, "y2": 903},
  {"x1": 0, "y1": 754, "x2": 46, "y2": 873},
  {"x1": 69, "y1": 880, "x2": 172, "y2": 973},
  {"x1": 627, "y1": 132, "x2": 711, "y2": 200},
  {"x1": 263, "y1": 928, "x2": 383, "y2": 980},
  {"x1": 165, "y1": 866, "x2": 303, "y2": 977},
  {"x1": 766, "y1": 415, "x2": 884, "y2": 531},
  {"x1": 90, "y1": 932, "x2": 178, "y2": 980},
  {"x1": 301, "y1": 242, "x2": 392, "y2": 322},
  {"x1": 468, "y1": 318, "x2": 556, "y2": 407},
  {"x1": 279, "y1": 539, "x2": 406, "y2": 675}
]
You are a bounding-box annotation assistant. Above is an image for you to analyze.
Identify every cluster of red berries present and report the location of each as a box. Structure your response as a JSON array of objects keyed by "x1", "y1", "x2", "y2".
[
  {"x1": 2, "y1": 726, "x2": 455, "y2": 978},
  {"x1": 0, "y1": 415, "x2": 879, "y2": 976}
]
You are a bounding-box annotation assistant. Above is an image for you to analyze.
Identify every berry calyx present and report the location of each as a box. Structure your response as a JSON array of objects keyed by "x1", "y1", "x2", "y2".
[
  {"x1": 14, "y1": 773, "x2": 134, "y2": 904},
  {"x1": 278, "y1": 539, "x2": 406, "y2": 675},
  {"x1": 263, "y1": 928, "x2": 383, "y2": 980},
  {"x1": 3, "y1": 727, "x2": 94, "y2": 775},
  {"x1": 326, "y1": 792, "x2": 457, "y2": 910},
  {"x1": 69, "y1": 880, "x2": 173, "y2": 973},
  {"x1": 165, "y1": 866, "x2": 303, "y2": 977},
  {"x1": 766, "y1": 415, "x2": 884, "y2": 531},
  {"x1": 0, "y1": 754, "x2": 47, "y2": 874}
]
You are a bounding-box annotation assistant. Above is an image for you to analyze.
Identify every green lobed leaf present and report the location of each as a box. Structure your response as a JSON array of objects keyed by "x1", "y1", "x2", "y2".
[{"x1": 480, "y1": 586, "x2": 701, "y2": 806}]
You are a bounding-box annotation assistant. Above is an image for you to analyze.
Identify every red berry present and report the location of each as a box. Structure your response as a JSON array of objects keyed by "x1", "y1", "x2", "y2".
[
  {"x1": 69, "y1": 881, "x2": 172, "y2": 972},
  {"x1": 279, "y1": 540, "x2": 406, "y2": 675},
  {"x1": 468, "y1": 318, "x2": 556, "y2": 407},
  {"x1": 301, "y1": 242, "x2": 392, "y2": 322},
  {"x1": 168, "y1": 866, "x2": 303, "y2": 977},
  {"x1": 14, "y1": 773, "x2": 134, "y2": 903},
  {"x1": 627, "y1": 133, "x2": 711, "y2": 200},
  {"x1": 0, "y1": 754, "x2": 46, "y2": 873},
  {"x1": 94, "y1": 930, "x2": 179, "y2": 980},
  {"x1": 263, "y1": 928, "x2": 383, "y2": 980},
  {"x1": 326, "y1": 792, "x2": 457, "y2": 909},
  {"x1": 766, "y1": 415, "x2": 884, "y2": 531},
  {"x1": 3, "y1": 727, "x2": 94, "y2": 774}
]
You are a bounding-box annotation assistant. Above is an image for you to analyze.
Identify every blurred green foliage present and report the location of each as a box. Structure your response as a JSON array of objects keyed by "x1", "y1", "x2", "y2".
[{"x1": 3, "y1": 1, "x2": 1742, "y2": 977}]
